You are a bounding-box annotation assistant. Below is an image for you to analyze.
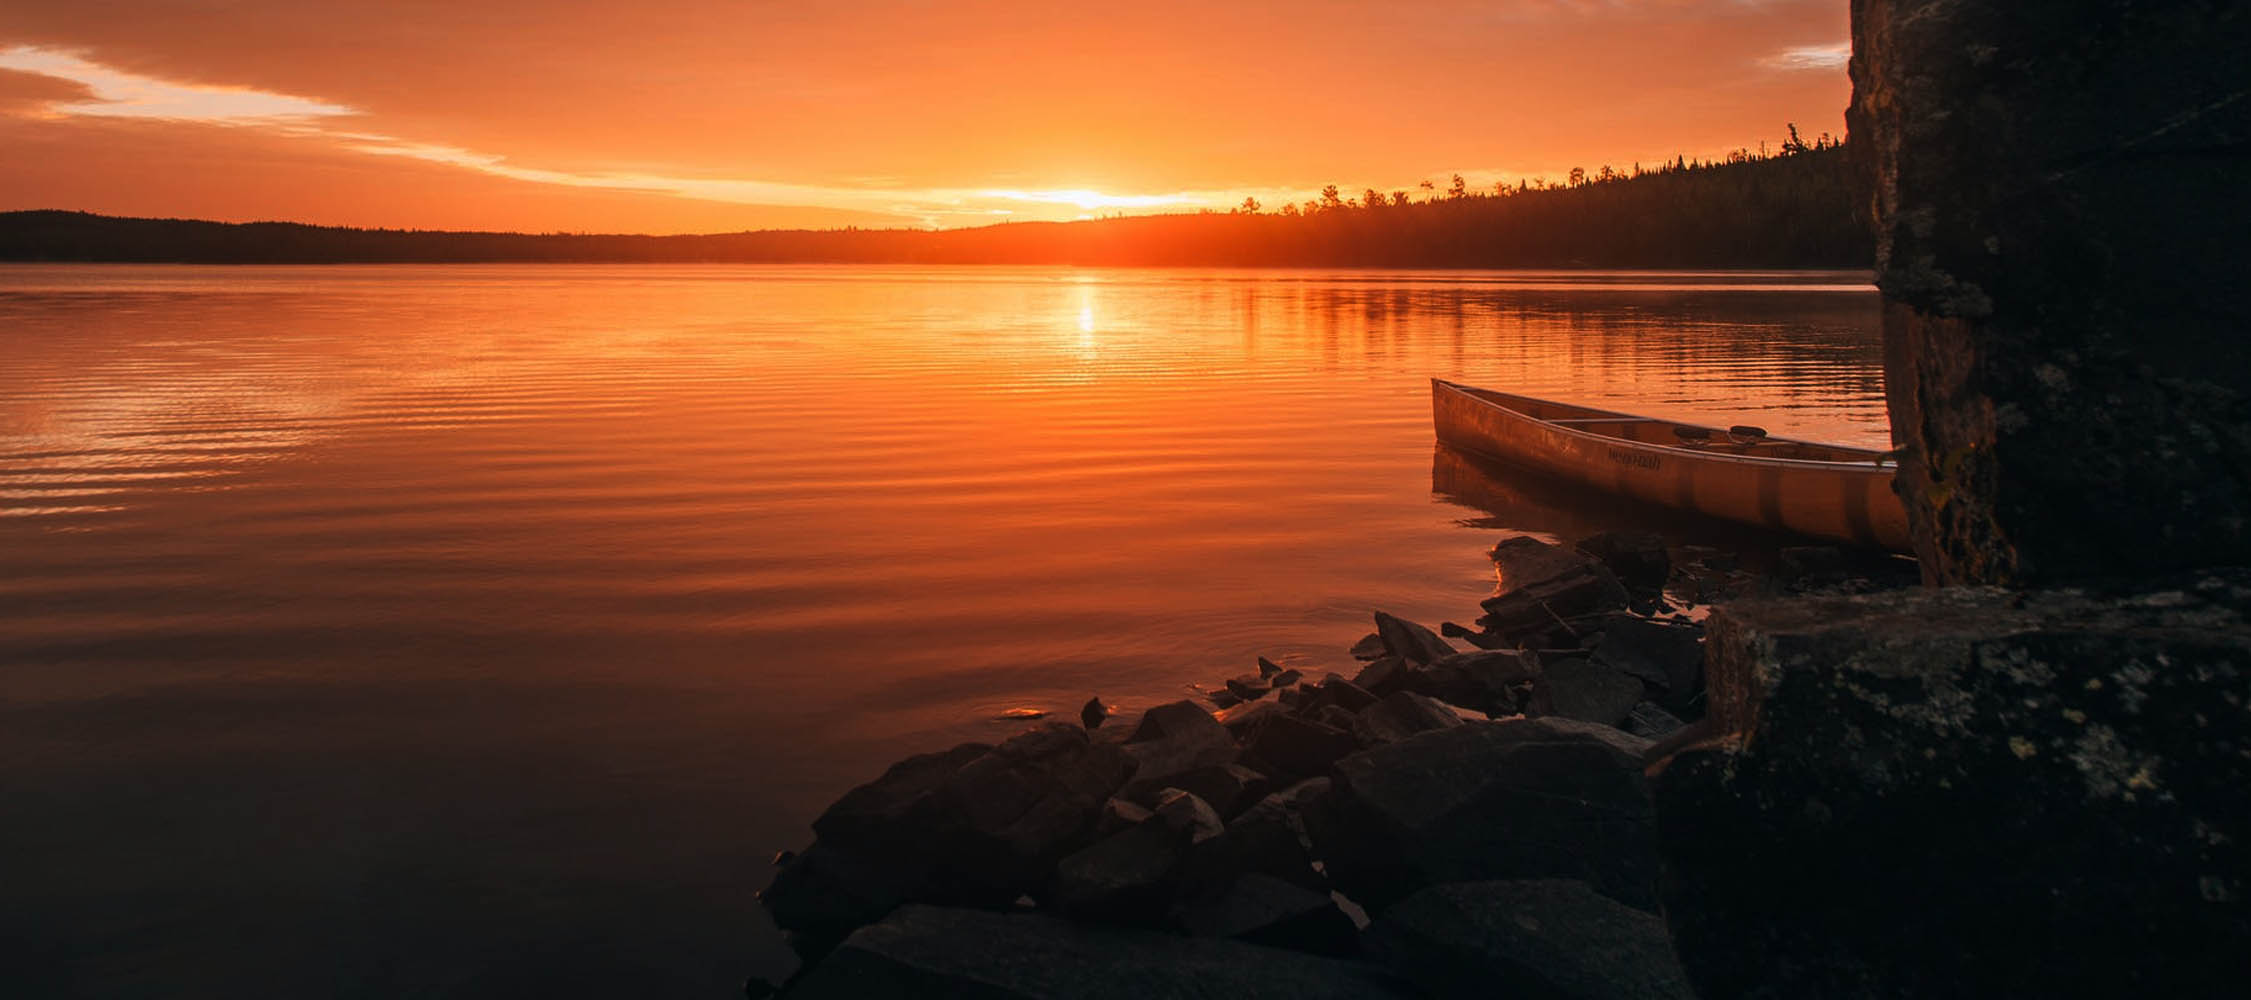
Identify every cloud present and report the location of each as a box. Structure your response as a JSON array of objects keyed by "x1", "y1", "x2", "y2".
[
  {"x1": 1763, "y1": 42, "x2": 1850, "y2": 71},
  {"x1": 0, "y1": 45, "x2": 352, "y2": 121}
]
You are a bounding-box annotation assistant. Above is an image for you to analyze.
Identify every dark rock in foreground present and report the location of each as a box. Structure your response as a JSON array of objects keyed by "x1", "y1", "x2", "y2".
[
  {"x1": 1172, "y1": 873, "x2": 1359, "y2": 956},
  {"x1": 1479, "y1": 537, "x2": 1631, "y2": 644},
  {"x1": 811, "y1": 742, "x2": 993, "y2": 851},
  {"x1": 1416, "y1": 649, "x2": 1542, "y2": 716},
  {"x1": 766, "y1": 723, "x2": 1137, "y2": 955},
  {"x1": 1587, "y1": 617, "x2": 1702, "y2": 715},
  {"x1": 1540, "y1": 657, "x2": 1644, "y2": 728},
  {"x1": 1240, "y1": 713, "x2": 1359, "y2": 783},
  {"x1": 1204, "y1": 779, "x2": 1329, "y2": 892},
  {"x1": 1365, "y1": 879, "x2": 1694, "y2": 1000},
  {"x1": 783, "y1": 904, "x2": 1417, "y2": 999},
  {"x1": 1049, "y1": 815, "x2": 1191, "y2": 922},
  {"x1": 1373, "y1": 610, "x2": 1457, "y2": 664},
  {"x1": 1351, "y1": 690, "x2": 1463, "y2": 746},
  {"x1": 1658, "y1": 582, "x2": 2251, "y2": 997},
  {"x1": 1309, "y1": 717, "x2": 1659, "y2": 911}
]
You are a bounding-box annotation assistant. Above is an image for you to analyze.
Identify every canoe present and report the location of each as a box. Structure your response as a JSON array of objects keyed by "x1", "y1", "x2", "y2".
[{"x1": 1431, "y1": 379, "x2": 1911, "y2": 551}]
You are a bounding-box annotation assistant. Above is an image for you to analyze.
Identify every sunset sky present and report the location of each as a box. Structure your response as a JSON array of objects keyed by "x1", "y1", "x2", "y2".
[{"x1": 0, "y1": 1, "x2": 1851, "y2": 234}]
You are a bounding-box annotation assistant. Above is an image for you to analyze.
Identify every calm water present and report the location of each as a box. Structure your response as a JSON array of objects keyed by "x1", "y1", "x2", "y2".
[{"x1": 0, "y1": 264, "x2": 1886, "y2": 997}]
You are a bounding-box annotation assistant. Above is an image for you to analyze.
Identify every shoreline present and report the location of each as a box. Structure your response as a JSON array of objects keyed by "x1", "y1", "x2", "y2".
[{"x1": 753, "y1": 531, "x2": 1911, "y2": 996}]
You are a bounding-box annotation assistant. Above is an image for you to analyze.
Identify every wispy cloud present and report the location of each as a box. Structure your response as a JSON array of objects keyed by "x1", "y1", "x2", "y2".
[
  {"x1": 0, "y1": 45, "x2": 1268, "y2": 227},
  {"x1": 1762, "y1": 42, "x2": 1850, "y2": 71},
  {"x1": 0, "y1": 46, "x2": 353, "y2": 121}
]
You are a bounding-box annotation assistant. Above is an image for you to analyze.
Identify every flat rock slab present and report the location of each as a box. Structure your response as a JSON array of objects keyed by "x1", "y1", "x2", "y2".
[
  {"x1": 784, "y1": 904, "x2": 1417, "y2": 999},
  {"x1": 1660, "y1": 581, "x2": 2251, "y2": 997},
  {"x1": 1365, "y1": 879, "x2": 1693, "y2": 1000}
]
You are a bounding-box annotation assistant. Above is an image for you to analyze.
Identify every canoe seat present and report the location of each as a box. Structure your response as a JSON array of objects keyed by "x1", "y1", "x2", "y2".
[{"x1": 1673, "y1": 426, "x2": 1713, "y2": 446}]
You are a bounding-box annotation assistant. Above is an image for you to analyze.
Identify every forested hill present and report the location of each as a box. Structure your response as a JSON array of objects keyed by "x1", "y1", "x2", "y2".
[{"x1": 0, "y1": 145, "x2": 1867, "y2": 268}]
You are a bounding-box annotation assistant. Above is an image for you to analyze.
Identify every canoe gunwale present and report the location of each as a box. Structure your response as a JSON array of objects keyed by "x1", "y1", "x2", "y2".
[{"x1": 1431, "y1": 379, "x2": 1895, "y2": 473}]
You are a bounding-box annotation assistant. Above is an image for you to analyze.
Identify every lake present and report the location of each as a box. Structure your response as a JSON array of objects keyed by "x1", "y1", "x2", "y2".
[{"x1": 0, "y1": 264, "x2": 1886, "y2": 997}]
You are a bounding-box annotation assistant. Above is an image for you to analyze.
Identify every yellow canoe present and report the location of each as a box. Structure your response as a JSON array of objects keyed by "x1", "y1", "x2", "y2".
[{"x1": 1431, "y1": 379, "x2": 1910, "y2": 551}]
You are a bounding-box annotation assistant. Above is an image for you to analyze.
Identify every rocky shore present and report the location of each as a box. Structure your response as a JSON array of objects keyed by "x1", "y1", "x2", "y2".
[{"x1": 751, "y1": 532, "x2": 1906, "y2": 998}]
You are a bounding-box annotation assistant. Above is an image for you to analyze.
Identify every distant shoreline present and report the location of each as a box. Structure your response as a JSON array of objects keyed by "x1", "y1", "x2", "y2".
[{"x1": 0, "y1": 148, "x2": 1870, "y2": 270}]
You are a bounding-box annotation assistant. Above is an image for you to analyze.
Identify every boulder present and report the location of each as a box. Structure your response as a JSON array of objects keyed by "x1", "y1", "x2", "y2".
[
  {"x1": 1129, "y1": 700, "x2": 1223, "y2": 744},
  {"x1": 1488, "y1": 535, "x2": 1608, "y2": 591},
  {"x1": 1349, "y1": 632, "x2": 1387, "y2": 660},
  {"x1": 1539, "y1": 657, "x2": 1645, "y2": 728},
  {"x1": 1049, "y1": 817, "x2": 1192, "y2": 923},
  {"x1": 1351, "y1": 691, "x2": 1464, "y2": 746},
  {"x1": 1308, "y1": 718, "x2": 1660, "y2": 911},
  {"x1": 924, "y1": 723, "x2": 1138, "y2": 899},
  {"x1": 1415, "y1": 649, "x2": 1542, "y2": 715},
  {"x1": 1271, "y1": 668, "x2": 1303, "y2": 688},
  {"x1": 783, "y1": 905, "x2": 1418, "y2": 999},
  {"x1": 1173, "y1": 873, "x2": 1359, "y2": 956},
  {"x1": 1241, "y1": 713, "x2": 1361, "y2": 782},
  {"x1": 1373, "y1": 611, "x2": 1457, "y2": 664},
  {"x1": 1574, "y1": 531, "x2": 1671, "y2": 598},
  {"x1": 1350, "y1": 655, "x2": 1414, "y2": 696},
  {"x1": 1119, "y1": 718, "x2": 1237, "y2": 805},
  {"x1": 766, "y1": 728, "x2": 1135, "y2": 945},
  {"x1": 1148, "y1": 788, "x2": 1226, "y2": 845},
  {"x1": 1214, "y1": 698, "x2": 1286, "y2": 739},
  {"x1": 1149, "y1": 763, "x2": 1270, "y2": 819},
  {"x1": 1480, "y1": 538, "x2": 1631, "y2": 643},
  {"x1": 810, "y1": 742, "x2": 993, "y2": 851},
  {"x1": 1656, "y1": 582, "x2": 2251, "y2": 997},
  {"x1": 1257, "y1": 656, "x2": 1285, "y2": 678},
  {"x1": 760, "y1": 843, "x2": 923, "y2": 947},
  {"x1": 1365, "y1": 879, "x2": 1694, "y2": 1000},
  {"x1": 1204, "y1": 779, "x2": 1329, "y2": 891},
  {"x1": 1304, "y1": 674, "x2": 1378, "y2": 714}
]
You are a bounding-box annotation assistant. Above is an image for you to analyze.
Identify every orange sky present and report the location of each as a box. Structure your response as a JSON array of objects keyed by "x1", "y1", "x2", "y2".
[{"x1": 0, "y1": 1, "x2": 1852, "y2": 233}]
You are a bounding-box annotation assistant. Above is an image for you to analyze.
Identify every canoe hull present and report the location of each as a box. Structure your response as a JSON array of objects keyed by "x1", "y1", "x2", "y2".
[{"x1": 1431, "y1": 379, "x2": 1911, "y2": 551}]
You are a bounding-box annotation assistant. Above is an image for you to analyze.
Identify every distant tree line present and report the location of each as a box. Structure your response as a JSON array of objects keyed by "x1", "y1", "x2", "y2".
[{"x1": 0, "y1": 129, "x2": 1867, "y2": 269}]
